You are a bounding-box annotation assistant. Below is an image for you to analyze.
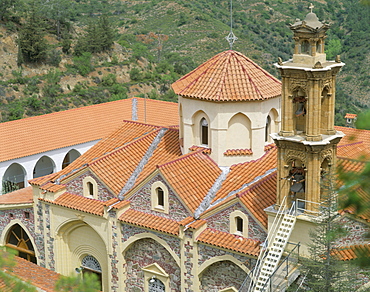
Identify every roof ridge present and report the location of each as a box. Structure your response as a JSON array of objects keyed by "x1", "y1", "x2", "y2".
[
  {"x1": 89, "y1": 128, "x2": 162, "y2": 166},
  {"x1": 337, "y1": 141, "x2": 364, "y2": 147},
  {"x1": 157, "y1": 148, "x2": 206, "y2": 168}
]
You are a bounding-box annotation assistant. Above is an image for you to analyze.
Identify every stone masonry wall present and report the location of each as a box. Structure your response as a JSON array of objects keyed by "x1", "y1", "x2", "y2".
[
  {"x1": 336, "y1": 216, "x2": 369, "y2": 247},
  {"x1": 109, "y1": 211, "x2": 119, "y2": 292},
  {"x1": 124, "y1": 238, "x2": 181, "y2": 292},
  {"x1": 121, "y1": 224, "x2": 181, "y2": 258},
  {"x1": 129, "y1": 174, "x2": 190, "y2": 221},
  {"x1": 206, "y1": 203, "x2": 267, "y2": 242},
  {"x1": 66, "y1": 171, "x2": 115, "y2": 201},
  {"x1": 199, "y1": 260, "x2": 248, "y2": 291},
  {"x1": 0, "y1": 207, "x2": 45, "y2": 266}
]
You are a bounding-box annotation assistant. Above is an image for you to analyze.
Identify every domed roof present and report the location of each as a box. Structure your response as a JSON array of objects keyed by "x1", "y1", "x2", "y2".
[
  {"x1": 172, "y1": 50, "x2": 281, "y2": 102},
  {"x1": 291, "y1": 12, "x2": 325, "y2": 29}
]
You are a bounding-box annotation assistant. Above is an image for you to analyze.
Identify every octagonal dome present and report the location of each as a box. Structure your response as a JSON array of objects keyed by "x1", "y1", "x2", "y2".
[{"x1": 172, "y1": 50, "x2": 281, "y2": 102}]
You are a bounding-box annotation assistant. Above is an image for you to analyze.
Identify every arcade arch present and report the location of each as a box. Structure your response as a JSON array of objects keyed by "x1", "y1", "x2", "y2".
[
  {"x1": 62, "y1": 149, "x2": 81, "y2": 169},
  {"x1": 33, "y1": 156, "x2": 55, "y2": 179},
  {"x1": 2, "y1": 163, "x2": 26, "y2": 194}
]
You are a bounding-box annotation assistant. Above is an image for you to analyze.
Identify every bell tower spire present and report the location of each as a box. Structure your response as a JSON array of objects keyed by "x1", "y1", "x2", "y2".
[{"x1": 272, "y1": 5, "x2": 345, "y2": 212}]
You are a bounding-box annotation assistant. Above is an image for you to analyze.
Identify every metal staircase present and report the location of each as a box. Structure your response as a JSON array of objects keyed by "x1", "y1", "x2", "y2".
[{"x1": 243, "y1": 197, "x2": 297, "y2": 292}]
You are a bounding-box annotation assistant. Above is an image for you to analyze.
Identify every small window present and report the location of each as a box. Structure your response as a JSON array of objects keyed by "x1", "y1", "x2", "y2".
[
  {"x1": 9, "y1": 213, "x2": 14, "y2": 219},
  {"x1": 201, "y1": 118, "x2": 208, "y2": 146},
  {"x1": 236, "y1": 216, "x2": 243, "y2": 233},
  {"x1": 24, "y1": 212, "x2": 30, "y2": 219},
  {"x1": 87, "y1": 182, "x2": 94, "y2": 197},
  {"x1": 301, "y1": 40, "x2": 310, "y2": 55},
  {"x1": 157, "y1": 187, "x2": 164, "y2": 208},
  {"x1": 265, "y1": 116, "x2": 271, "y2": 142}
]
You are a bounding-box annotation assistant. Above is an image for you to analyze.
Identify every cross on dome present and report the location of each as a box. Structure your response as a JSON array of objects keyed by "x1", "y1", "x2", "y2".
[{"x1": 309, "y1": 3, "x2": 314, "y2": 13}]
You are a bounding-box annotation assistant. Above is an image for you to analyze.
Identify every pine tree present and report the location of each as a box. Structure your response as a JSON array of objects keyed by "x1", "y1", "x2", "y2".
[
  {"x1": 299, "y1": 176, "x2": 364, "y2": 291},
  {"x1": 18, "y1": 4, "x2": 48, "y2": 64}
]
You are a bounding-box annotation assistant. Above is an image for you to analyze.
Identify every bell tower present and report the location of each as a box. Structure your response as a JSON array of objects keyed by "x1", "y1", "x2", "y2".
[{"x1": 272, "y1": 5, "x2": 345, "y2": 212}]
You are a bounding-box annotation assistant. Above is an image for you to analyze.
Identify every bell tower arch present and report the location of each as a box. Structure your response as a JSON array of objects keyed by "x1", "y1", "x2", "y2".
[{"x1": 273, "y1": 6, "x2": 345, "y2": 212}]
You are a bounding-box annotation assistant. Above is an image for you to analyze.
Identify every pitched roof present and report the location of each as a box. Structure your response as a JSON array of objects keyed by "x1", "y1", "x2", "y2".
[
  {"x1": 0, "y1": 186, "x2": 33, "y2": 205},
  {"x1": 332, "y1": 244, "x2": 370, "y2": 261},
  {"x1": 337, "y1": 142, "x2": 370, "y2": 160},
  {"x1": 158, "y1": 151, "x2": 222, "y2": 213},
  {"x1": 172, "y1": 50, "x2": 281, "y2": 102},
  {"x1": 197, "y1": 228, "x2": 260, "y2": 256},
  {"x1": 40, "y1": 192, "x2": 105, "y2": 216},
  {"x1": 336, "y1": 126, "x2": 370, "y2": 148},
  {"x1": 344, "y1": 113, "x2": 357, "y2": 119},
  {"x1": 238, "y1": 171, "x2": 277, "y2": 227},
  {"x1": 7, "y1": 256, "x2": 60, "y2": 292},
  {"x1": 119, "y1": 209, "x2": 179, "y2": 235},
  {"x1": 89, "y1": 128, "x2": 181, "y2": 195},
  {"x1": 0, "y1": 97, "x2": 178, "y2": 163},
  {"x1": 213, "y1": 147, "x2": 277, "y2": 204}
]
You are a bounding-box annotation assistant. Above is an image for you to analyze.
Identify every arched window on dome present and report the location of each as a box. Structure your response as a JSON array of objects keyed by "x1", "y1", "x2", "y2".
[{"x1": 200, "y1": 118, "x2": 209, "y2": 146}]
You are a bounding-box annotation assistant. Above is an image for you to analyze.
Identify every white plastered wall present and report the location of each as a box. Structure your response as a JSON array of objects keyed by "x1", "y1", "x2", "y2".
[{"x1": 179, "y1": 96, "x2": 281, "y2": 166}]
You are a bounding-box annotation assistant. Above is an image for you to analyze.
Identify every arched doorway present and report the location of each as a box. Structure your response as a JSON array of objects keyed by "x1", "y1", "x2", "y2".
[
  {"x1": 62, "y1": 149, "x2": 81, "y2": 169},
  {"x1": 6, "y1": 224, "x2": 37, "y2": 263},
  {"x1": 2, "y1": 163, "x2": 26, "y2": 194},
  {"x1": 81, "y1": 255, "x2": 102, "y2": 290},
  {"x1": 33, "y1": 156, "x2": 55, "y2": 178}
]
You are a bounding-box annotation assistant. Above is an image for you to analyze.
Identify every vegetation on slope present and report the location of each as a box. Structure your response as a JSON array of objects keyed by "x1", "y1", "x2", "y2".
[{"x1": 0, "y1": 0, "x2": 369, "y2": 125}]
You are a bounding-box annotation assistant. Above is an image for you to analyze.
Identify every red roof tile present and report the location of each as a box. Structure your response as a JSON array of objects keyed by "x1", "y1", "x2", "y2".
[
  {"x1": 344, "y1": 113, "x2": 357, "y2": 119},
  {"x1": 172, "y1": 50, "x2": 281, "y2": 102},
  {"x1": 0, "y1": 186, "x2": 33, "y2": 205},
  {"x1": 336, "y1": 126, "x2": 370, "y2": 148},
  {"x1": 40, "y1": 192, "x2": 105, "y2": 216},
  {"x1": 0, "y1": 98, "x2": 178, "y2": 163},
  {"x1": 224, "y1": 149, "x2": 253, "y2": 156},
  {"x1": 332, "y1": 244, "x2": 370, "y2": 261},
  {"x1": 214, "y1": 147, "x2": 277, "y2": 203},
  {"x1": 189, "y1": 145, "x2": 212, "y2": 154},
  {"x1": 337, "y1": 142, "x2": 370, "y2": 160},
  {"x1": 159, "y1": 151, "x2": 222, "y2": 213},
  {"x1": 40, "y1": 182, "x2": 66, "y2": 193},
  {"x1": 119, "y1": 209, "x2": 179, "y2": 235},
  {"x1": 197, "y1": 228, "x2": 260, "y2": 256}
]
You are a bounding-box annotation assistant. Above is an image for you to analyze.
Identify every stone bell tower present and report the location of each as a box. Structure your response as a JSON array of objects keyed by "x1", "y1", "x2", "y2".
[{"x1": 272, "y1": 5, "x2": 345, "y2": 212}]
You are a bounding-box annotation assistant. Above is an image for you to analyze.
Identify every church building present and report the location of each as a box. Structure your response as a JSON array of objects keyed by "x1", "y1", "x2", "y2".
[{"x1": 0, "y1": 8, "x2": 369, "y2": 292}]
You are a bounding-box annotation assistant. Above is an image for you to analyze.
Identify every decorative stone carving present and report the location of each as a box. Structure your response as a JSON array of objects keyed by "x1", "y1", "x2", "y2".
[
  {"x1": 320, "y1": 148, "x2": 333, "y2": 164},
  {"x1": 289, "y1": 80, "x2": 307, "y2": 95},
  {"x1": 284, "y1": 149, "x2": 306, "y2": 164}
]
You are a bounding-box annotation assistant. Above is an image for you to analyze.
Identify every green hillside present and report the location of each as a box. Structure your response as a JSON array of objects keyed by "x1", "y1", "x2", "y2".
[{"x1": 0, "y1": 0, "x2": 369, "y2": 126}]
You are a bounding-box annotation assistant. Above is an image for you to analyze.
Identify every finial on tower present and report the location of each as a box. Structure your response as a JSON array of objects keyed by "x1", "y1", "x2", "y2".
[
  {"x1": 225, "y1": 0, "x2": 238, "y2": 50},
  {"x1": 309, "y1": 3, "x2": 314, "y2": 13}
]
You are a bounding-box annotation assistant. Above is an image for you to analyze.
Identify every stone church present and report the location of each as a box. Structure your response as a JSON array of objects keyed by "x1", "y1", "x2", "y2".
[{"x1": 0, "y1": 9, "x2": 369, "y2": 292}]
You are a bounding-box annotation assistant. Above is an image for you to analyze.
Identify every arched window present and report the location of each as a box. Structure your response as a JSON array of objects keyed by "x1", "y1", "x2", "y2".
[
  {"x1": 149, "y1": 277, "x2": 165, "y2": 292},
  {"x1": 83, "y1": 176, "x2": 98, "y2": 199},
  {"x1": 2, "y1": 163, "x2": 26, "y2": 194},
  {"x1": 265, "y1": 115, "x2": 271, "y2": 142},
  {"x1": 301, "y1": 40, "x2": 310, "y2": 55},
  {"x1": 200, "y1": 118, "x2": 209, "y2": 146},
  {"x1": 33, "y1": 156, "x2": 55, "y2": 179},
  {"x1": 235, "y1": 216, "x2": 243, "y2": 234},
  {"x1": 87, "y1": 182, "x2": 94, "y2": 197},
  {"x1": 157, "y1": 187, "x2": 164, "y2": 208},
  {"x1": 81, "y1": 255, "x2": 102, "y2": 290},
  {"x1": 6, "y1": 224, "x2": 37, "y2": 263},
  {"x1": 62, "y1": 149, "x2": 81, "y2": 169}
]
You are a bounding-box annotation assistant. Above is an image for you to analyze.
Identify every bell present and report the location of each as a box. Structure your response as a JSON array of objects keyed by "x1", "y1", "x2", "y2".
[
  {"x1": 295, "y1": 102, "x2": 306, "y2": 117},
  {"x1": 290, "y1": 174, "x2": 305, "y2": 193}
]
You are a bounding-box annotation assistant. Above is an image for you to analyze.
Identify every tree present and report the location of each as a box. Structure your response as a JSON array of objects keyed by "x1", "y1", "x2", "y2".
[
  {"x1": 18, "y1": 4, "x2": 48, "y2": 64},
  {"x1": 55, "y1": 273, "x2": 100, "y2": 292},
  {"x1": 0, "y1": 249, "x2": 37, "y2": 292},
  {"x1": 0, "y1": 0, "x2": 19, "y2": 21},
  {"x1": 298, "y1": 178, "x2": 364, "y2": 291}
]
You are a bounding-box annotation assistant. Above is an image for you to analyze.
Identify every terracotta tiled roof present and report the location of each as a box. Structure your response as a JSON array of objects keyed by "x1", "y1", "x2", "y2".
[
  {"x1": 344, "y1": 113, "x2": 357, "y2": 119},
  {"x1": 9, "y1": 256, "x2": 60, "y2": 292},
  {"x1": 159, "y1": 151, "x2": 222, "y2": 213},
  {"x1": 172, "y1": 50, "x2": 281, "y2": 102},
  {"x1": 264, "y1": 144, "x2": 276, "y2": 151},
  {"x1": 336, "y1": 126, "x2": 370, "y2": 148},
  {"x1": 332, "y1": 244, "x2": 370, "y2": 261},
  {"x1": 224, "y1": 149, "x2": 253, "y2": 156},
  {"x1": 119, "y1": 209, "x2": 179, "y2": 235},
  {"x1": 0, "y1": 98, "x2": 178, "y2": 163},
  {"x1": 197, "y1": 228, "x2": 260, "y2": 256},
  {"x1": 337, "y1": 157, "x2": 365, "y2": 173},
  {"x1": 337, "y1": 142, "x2": 370, "y2": 160},
  {"x1": 178, "y1": 217, "x2": 207, "y2": 229},
  {"x1": 0, "y1": 186, "x2": 33, "y2": 205},
  {"x1": 238, "y1": 172, "x2": 277, "y2": 227},
  {"x1": 89, "y1": 128, "x2": 181, "y2": 195},
  {"x1": 213, "y1": 147, "x2": 277, "y2": 203},
  {"x1": 189, "y1": 145, "x2": 212, "y2": 154},
  {"x1": 40, "y1": 182, "x2": 66, "y2": 193},
  {"x1": 40, "y1": 192, "x2": 105, "y2": 216}
]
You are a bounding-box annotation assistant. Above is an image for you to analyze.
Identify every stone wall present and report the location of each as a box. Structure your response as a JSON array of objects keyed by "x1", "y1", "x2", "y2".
[
  {"x1": 124, "y1": 238, "x2": 181, "y2": 291},
  {"x1": 66, "y1": 171, "x2": 115, "y2": 201},
  {"x1": 0, "y1": 207, "x2": 45, "y2": 266},
  {"x1": 129, "y1": 174, "x2": 190, "y2": 221},
  {"x1": 205, "y1": 203, "x2": 267, "y2": 242},
  {"x1": 199, "y1": 260, "x2": 248, "y2": 291},
  {"x1": 336, "y1": 216, "x2": 369, "y2": 246}
]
